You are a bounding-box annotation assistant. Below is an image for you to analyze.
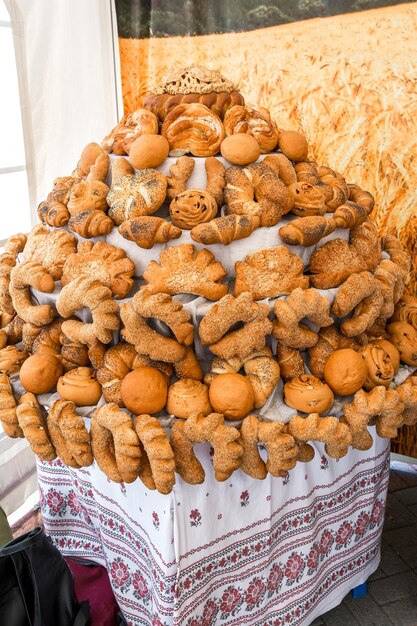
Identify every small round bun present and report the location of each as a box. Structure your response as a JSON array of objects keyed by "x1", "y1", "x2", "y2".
[
  {"x1": 120, "y1": 366, "x2": 168, "y2": 414},
  {"x1": 220, "y1": 134, "x2": 260, "y2": 166},
  {"x1": 129, "y1": 134, "x2": 170, "y2": 169},
  {"x1": 166, "y1": 379, "x2": 212, "y2": 418},
  {"x1": 373, "y1": 338, "x2": 400, "y2": 373},
  {"x1": 361, "y1": 344, "x2": 395, "y2": 390},
  {"x1": 20, "y1": 353, "x2": 63, "y2": 394},
  {"x1": 278, "y1": 130, "x2": 309, "y2": 162},
  {"x1": 323, "y1": 349, "x2": 366, "y2": 396},
  {"x1": 57, "y1": 367, "x2": 102, "y2": 406},
  {"x1": 284, "y1": 374, "x2": 334, "y2": 414},
  {"x1": 209, "y1": 373, "x2": 254, "y2": 420}
]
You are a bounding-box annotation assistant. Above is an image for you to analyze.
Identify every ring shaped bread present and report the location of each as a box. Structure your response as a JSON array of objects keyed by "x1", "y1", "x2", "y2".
[
  {"x1": 47, "y1": 399, "x2": 93, "y2": 468},
  {"x1": 161, "y1": 103, "x2": 225, "y2": 157},
  {"x1": 91, "y1": 403, "x2": 141, "y2": 483},
  {"x1": 10, "y1": 261, "x2": 55, "y2": 327},
  {"x1": 56, "y1": 275, "x2": 120, "y2": 346},
  {"x1": 97, "y1": 343, "x2": 172, "y2": 405},
  {"x1": 199, "y1": 292, "x2": 273, "y2": 361}
]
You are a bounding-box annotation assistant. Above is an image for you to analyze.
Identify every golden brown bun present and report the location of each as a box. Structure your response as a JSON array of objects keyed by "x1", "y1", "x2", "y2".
[
  {"x1": 373, "y1": 338, "x2": 400, "y2": 373},
  {"x1": 278, "y1": 131, "x2": 309, "y2": 161},
  {"x1": 57, "y1": 367, "x2": 102, "y2": 406},
  {"x1": 284, "y1": 374, "x2": 334, "y2": 414},
  {"x1": 20, "y1": 353, "x2": 64, "y2": 394},
  {"x1": 120, "y1": 366, "x2": 168, "y2": 414},
  {"x1": 387, "y1": 322, "x2": 417, "y2": 366},
  {"x1": 166, "y1": 379, "x2": 212, "y2": 418},
  {"x1": 323, "y1": 349, "x2": 367, "y2": 395},
  {"x1": 208, "y1": 373, "x2": 255, "y2": 420},
  {"x1": 220, "y1": 135, "x2": 260, "y2": 166},
  {"x1": 129, "y1": 135, "x2": 170, "y2": 169}
]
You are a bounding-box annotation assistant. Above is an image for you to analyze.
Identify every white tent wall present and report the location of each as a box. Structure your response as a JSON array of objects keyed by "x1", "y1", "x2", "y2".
[{"x1": 1, "y1": 0, "x2": 121, "y2": 519}]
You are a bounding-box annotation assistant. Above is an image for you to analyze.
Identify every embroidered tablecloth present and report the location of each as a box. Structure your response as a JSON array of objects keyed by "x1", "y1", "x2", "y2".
[{"x1": 37, "y1": 428, "x2": 390, "y2": 626}]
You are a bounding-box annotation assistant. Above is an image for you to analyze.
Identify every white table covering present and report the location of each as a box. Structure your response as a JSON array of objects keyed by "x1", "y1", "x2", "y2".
[{"x1": 37, "y1": 428, "x2": 389, "y2": 626}]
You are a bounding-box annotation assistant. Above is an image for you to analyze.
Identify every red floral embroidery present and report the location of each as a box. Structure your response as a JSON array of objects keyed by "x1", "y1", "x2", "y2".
[
  {"x1": 240, "y1": 490, "x2": 249, "y2": 507},
  {"x1": 202, "y1": 599, "x2": 218, "y2": 626},
  {"x1": 220, "y1": 587, "x2": 241, "y2": 614},
  {"x1": 245, "y1": 578, "x2": 265, "y2": 606},
  {"x1": 371, "y1": 500, "x2": 384, "y2": 524},
  {"x1": 355, "y1": 512, "x2": 370, "y2": 537},
  {"x1": 284, "y1": 553, "x2": 304, "y2": 581},
  {"x1": 267, "y1": 564, "x2": 283, "y2": 593},
  {"x1": 307, "y1": 543, "x2": 320, "y2": 571},
  {"x1": 132, "y1": 573, "x2": 148, "y2": 598},
  {"x1": 110, "y1": 558, "x2": 130, "y2": 587},
  {"x1": 190, "y1": 509, "x2": 202, "y2": 527},
  {"x1": 336, "y1": 522, "x2": 353, "y2": 546},
  {"x1": 67, "y1": 491, "x2": 81, "y2": 514},
  {"x1": 320, "y1": 530, "x2": 334, "y2": 555},
  {"x1": 47, "y1": 490, "x2": 64, "y2": 513},
  {"x1": 152, "y1": 511, "x2": 160, "y2": 530}
]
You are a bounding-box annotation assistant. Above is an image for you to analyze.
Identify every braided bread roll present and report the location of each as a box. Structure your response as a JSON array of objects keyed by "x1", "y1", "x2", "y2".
[
  {"x1": 48, "y1": 399, "x2": 93, "y2": 468},
  {"x1": 91, "y1": 403, "x2": 141, "y2": 483},
  {"x1": 239, "y1": 414, "x2": 267, "y2": 480},
  {"x1": 134, "y1": 415, "x2": 175, "y2": 494},
  {"x1": 17, "y1": 393, "x2": 56, "y2": 461},
  {"x1": 170, "y1": 420, "x2": 205, "y2": 484},
  {"x1": 166, "y1": 156, "x2": 195, "y2": 200}
]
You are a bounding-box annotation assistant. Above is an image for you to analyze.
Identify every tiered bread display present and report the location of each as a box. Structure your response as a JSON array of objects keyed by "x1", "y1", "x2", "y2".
[{"x1": 1, "y1": 66, "x2": 417, "y2": 494}]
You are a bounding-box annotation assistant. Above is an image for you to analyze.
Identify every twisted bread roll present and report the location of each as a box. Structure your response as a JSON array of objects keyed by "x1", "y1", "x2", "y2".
[
  {"x1": 161, "y1": 103, "x2": 224, "y2": 157},
  {"x1": 263, "y1": 153, "x2": 297, "y2": 187},
  {"x1": 60, "y1": 333, "x2": 90, "y2": 371},
  {"x1": 396, "y1": 375, "x2": 417, "y2": 426},
  {"x1": 16, "y1": 393, "x2": 56, "y2": 461},
  {"x1": 223, "y1": 105, "x2": 279, "y2": 152},
  {"x1": 37, "y1": 176, "x2": 77, "y2": 227},
  {"x1": 119, "y1": 217, "x2": 182, "y2": 249},
  {"x1": 68, "y1": 209, "x2": 113, "y2": 238},
  {"x1": 276, "y1": 345, "x2": 305, "y2": 382},
  {"x1": 205, "y1": 156, "x2": 226, "y2": 207},
  {"x1": 32, "y1": 318, "x2": 63, "y2": 355},
  {"x1": 10, "y1": 262, "x2": 55, "y2": 326},
  {"x1": 170, "y1": 420, "x2": 205, "y2": 484},
  {"x1": 107, "y1": 168, "x2": 167, "y2": 225},
  {"x1": 348, "y1": 184, "x2": 375, "y2": 214},
  {"x1": 238, "y1": 414, "x2": 267, "y2": 480},
  {"x1": 333, "y1": 202, "x2": 368, "y2": 229},
  {"x1": 67, "y1": 179, "x2": 109, "y2": 216},
  {"x1": 166, "y1": 156, "x2": 195, "y2": 200},
  {"x1": 0, "y1": 315, "x2": 25, "y2": 349},
  {"x1": 47, "y1": 399, "x2": 94, "y2": 468},
  {"x1": 273, "y1": 288, "x2": 333, "y2": 349},
  {"x1": 57, "y1": 276, "x2": 120, "y2": 345},
  {"x1": 191, "y1": 214, "x2": 260, "y2": 245},
  {"x1": 0, "y1": 232, "x2": 28, "y2": 316},
  {"x1": 91, "y1": 403, "x2": 141, "y2": 483},
  {"x1": 134, "y1": 415, "x2": 175, "y2": 494},
  {"x1": 279, "y1": 216, "x2": 336, "y2": 247},
  {"x1": 0, "y1": 373, "x2": 22, "y2": 438},
  {"x1": 184, "y1": 412, "x2": 242, "y2": 482},
  {"x1": 289, "y1": 413, "x2": 352, "y2": 458},
  {"x1": 294, "y1": 161, "x2": 319, "y2": 185},
  {"x1": 0, "y1": 345, "x2": 29, "y2": 374}
]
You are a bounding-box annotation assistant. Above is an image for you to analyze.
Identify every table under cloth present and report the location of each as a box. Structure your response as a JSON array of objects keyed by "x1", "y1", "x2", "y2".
[{"x1": 37, "y1": 428, "x2": 390, "y2": 626}]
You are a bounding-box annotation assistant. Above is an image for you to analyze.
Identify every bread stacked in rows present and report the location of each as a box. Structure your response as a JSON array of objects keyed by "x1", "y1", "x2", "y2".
[{"x1": 1, "y1": 66, "x2": 417, "y2": 493}]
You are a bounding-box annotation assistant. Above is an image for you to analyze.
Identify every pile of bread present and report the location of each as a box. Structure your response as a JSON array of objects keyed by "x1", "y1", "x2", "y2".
[{"x1": 1, "y1": 65, "x2": 417, "y2": 495}]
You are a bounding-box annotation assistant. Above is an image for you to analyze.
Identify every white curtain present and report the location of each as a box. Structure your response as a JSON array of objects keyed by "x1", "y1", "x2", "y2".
[
  {"x1": 1, "y1": 0, "x2": 122, "y2": 518},
  {"x1": 5, "y1": 0, "x2": 122, "y2": 216}
]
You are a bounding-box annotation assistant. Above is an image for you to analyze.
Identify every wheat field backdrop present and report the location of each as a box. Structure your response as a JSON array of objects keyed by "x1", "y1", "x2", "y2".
[{"x1": 119, "y1": 3, "x2": 417, "y2": 291}]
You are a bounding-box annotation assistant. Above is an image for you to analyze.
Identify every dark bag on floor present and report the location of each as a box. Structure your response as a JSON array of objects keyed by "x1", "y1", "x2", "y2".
[{"x1": 0, "y1": 526, "x2": 89, "y2": 626}]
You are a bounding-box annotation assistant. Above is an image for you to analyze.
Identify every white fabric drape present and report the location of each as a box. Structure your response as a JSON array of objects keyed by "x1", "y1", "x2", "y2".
[
  {"x1": 1, "y1": 0, "x2": 121, "y2": 517},
  {"x1": 5, "y1": 0, "x2": 122, "y2": 216}
]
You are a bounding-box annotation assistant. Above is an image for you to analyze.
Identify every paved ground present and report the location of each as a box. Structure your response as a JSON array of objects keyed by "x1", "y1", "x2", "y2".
[{"x1": 312, "y1": 466, "x2": 417, "y2": 625}]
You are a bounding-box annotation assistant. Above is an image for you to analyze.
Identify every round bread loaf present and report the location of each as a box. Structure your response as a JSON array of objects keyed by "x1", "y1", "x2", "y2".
[
  {"x1": 283, "y1": 374, "x2": 334, "y2": 414},
  {"x1": 323, "y1": 349, "x2": 367, "y2": 396},
  {"x1": 166, "y1": 379, "x2": 212, "y2": 418},
  {"x1": 208, "y1": 373, "x2": 255, "y2": 420},
  {"x1": 220, "y1": 134, "x2": 260, "y2": 166},
  {"x1": 278, "y1": 130, "x2": 309, "y2": 162},
  {"x1": 20, "y1": 353, "x2": 64, "y2": 394},
  {"x1": 57, "y1": 367, "x2": 102, "y2": 406},
  {"x1": 120, "y1": 366, "x2": 168, "y2": 414},
  {"x1": 129, "y1": 134, "x2": 170, "y2": 169}
]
